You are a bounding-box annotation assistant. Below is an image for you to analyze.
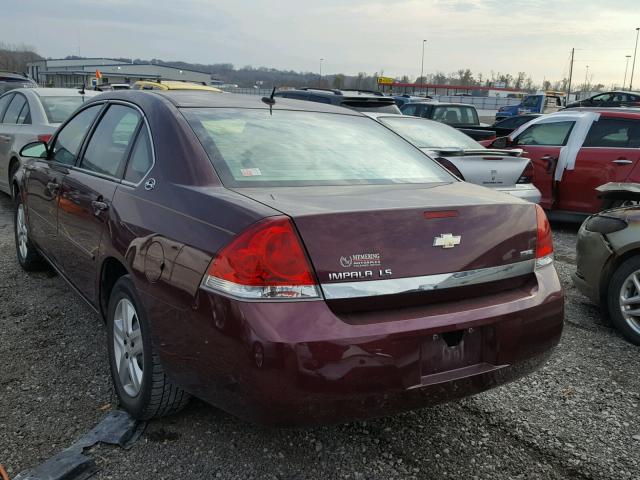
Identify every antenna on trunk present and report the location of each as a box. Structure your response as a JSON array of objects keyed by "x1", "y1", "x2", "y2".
[{"x1": 262, "y1": 87, "x2": 277, "y2": 114}]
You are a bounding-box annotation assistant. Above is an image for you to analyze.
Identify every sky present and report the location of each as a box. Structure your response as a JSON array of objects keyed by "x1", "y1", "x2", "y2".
[{"x1": 3, "y1": 0, "x2": 640, "y2": 87}]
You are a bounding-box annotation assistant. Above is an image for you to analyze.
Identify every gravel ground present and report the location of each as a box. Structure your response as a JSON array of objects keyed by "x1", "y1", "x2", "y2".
[{"x1": 1, "y1": 192, "x2": 639, "y2": 480}]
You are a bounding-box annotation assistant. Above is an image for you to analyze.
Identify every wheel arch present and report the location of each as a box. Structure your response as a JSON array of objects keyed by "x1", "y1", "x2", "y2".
[
  {"x1": 99, "y1": 256, "x2": 131, "y2": 322},
  {"x1": 8, "y1": 156, "x2": 20, "y2": 198},
  {"x1": 599, "y1": 247, "x2": 640, "y2": 303}
]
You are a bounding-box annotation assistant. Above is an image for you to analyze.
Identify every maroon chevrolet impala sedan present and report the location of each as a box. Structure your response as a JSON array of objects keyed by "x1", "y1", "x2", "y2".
[{"x1": 12, "y1": 90, "x2": 564, "y2": 425}]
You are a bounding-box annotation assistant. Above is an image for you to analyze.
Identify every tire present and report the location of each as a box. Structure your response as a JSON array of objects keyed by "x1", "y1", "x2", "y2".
[
  {"x1": 14, "y1": 194, "x2": 45, "y2": 271},
  {"x1": 607, "y1": 256, "x2": 640, "y2": 345},
  {"x1": 107, "y1": 275, "x2": 190, "y2": 419}
]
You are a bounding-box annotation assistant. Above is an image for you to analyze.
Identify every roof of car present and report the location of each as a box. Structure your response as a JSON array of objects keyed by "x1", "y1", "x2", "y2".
[
  {"x1": 0, "y1": 71, "x2": 34, "y2": 82},
  {"x1": 0, "y1": 87, "x2": 102, "y2": 98},
  {"x1": 92, "y1": 90, "x2": 364, "y2": 115},
  {"x1": 276, "y1": 88, "x2": 393, "y2": 100},
  {"x1": 133, "y1": 80, "x2": 223, "y2": 92},
  {"x1": 566, "y1": 107, "x2": 640, "y2": 118}
]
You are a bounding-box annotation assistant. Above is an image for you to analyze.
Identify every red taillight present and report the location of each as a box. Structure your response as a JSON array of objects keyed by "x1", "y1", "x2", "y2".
[
  {"x1": 435, "y1": 158, "x2": 465, "y2": 180},
  {"x1": 202, "y1": 216, "x2": 319, "y2": 299},
  {"x1": 517, "y1": 160, "x2": 534, "y2": 184},
  {"x1": 535, "y1": 205, "x2": 553, "y2": 268},
  {"x1": 37, "y1": 134, "x2": 52, "y2": 144}
]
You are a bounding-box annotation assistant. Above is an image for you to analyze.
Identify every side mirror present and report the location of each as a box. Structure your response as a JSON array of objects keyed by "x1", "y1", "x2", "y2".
[
  {"x1": 490, "y1": 136, "x2": 510, "y2": 149},
  {"x1": 20, "y1": 141, "x2": 49, "y2": 159}
]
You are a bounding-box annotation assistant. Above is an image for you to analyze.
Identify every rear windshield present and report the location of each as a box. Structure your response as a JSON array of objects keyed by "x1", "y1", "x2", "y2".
[
  {"x1": 182, "y1": 108, "x2": 452, "y2": 187},
  {"x1": 40, "y1": 96, "x2": 86, "y2": 124},
  {"x1": 432, "y1": 106, "x2": 478, "y2": 125},
  {"x1": 379, "y1": 117, "x2": 481, "y2": 150}
]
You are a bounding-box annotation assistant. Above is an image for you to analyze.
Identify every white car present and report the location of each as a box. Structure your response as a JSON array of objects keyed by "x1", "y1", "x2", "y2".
[
  {"x1": 0, "y1": 87, "x2": 101, "y2": 196},
  {"x1": 367, "y1": 113, "x2": 541, "y2": 203}
]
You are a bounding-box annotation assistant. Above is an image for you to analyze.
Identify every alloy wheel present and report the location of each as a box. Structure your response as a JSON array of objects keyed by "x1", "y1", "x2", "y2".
[
  {"x1": 618, "y1": 270, "x2": 640, "y2": 336},
  {"x1": 16, "y1": 204, "x2": 28, "y2": 260},
  {"x1": 113, "y1": 298, "x2": 144, "y2": 397}
]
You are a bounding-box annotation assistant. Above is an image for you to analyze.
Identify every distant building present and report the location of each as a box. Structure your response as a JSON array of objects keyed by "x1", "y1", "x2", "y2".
[{"x1": 27, "y1": 58, "x2": 213, "y2": 88}]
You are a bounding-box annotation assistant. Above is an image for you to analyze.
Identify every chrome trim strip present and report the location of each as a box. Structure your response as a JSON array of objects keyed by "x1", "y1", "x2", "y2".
[{"x1": 321, "y1": 259, "x2": 536, "y2": 300}]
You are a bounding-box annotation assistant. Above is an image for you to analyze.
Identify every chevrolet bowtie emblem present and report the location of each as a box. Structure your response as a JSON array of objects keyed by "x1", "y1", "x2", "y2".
[{"x1": 433, "y1": 233, "x2": 461, "y2": 249}]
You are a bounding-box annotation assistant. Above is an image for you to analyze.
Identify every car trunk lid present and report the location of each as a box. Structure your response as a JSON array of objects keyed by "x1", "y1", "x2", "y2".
[{"x1": 233, "y1": 182, "x2": 538, "y2": 307}]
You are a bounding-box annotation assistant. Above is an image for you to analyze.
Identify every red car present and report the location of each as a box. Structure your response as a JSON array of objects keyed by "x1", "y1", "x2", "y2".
[
  {"x1": 13, "y1": 91, "x2": 563, "y2": 425},
  {"x1": 485, "y1": 109, "x2": 640, "y2": 217}
]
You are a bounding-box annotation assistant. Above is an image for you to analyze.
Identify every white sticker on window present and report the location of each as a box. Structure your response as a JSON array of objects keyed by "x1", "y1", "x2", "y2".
[{"x1": 240, "y1": 168, "x2": 262, "y2": 177}]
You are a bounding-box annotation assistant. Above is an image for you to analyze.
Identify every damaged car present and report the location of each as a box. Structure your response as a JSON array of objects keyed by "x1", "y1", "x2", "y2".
[
  {"x1": 13, "y1": 90, "x2": 564, "y2": 425},
  {"x1": 573, "y1": 182, "x2": 640, "y2": 345}
]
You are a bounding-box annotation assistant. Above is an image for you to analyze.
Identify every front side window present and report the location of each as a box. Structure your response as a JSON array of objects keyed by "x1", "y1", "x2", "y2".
[
  {"x1": 583, "y1": 118, "x2": 640, "y2": 148},
  {"x1": 80, "y1": 105, "x2": 141, "y2": 178},
  {"x1": 2, "y1": 94, "x2": 26, "y2": 124},
  {"x1": 182, "y1": 108, "x2": 453, "y2": 187},
  {"x1": 591, "y1": 93, "x2": 613, "y2": 103},
  {"x1": 40, "y1": 96, "x2": 86, "y2": 124},
  {"x1": 515, "y1": 121, "x2": 575, "y2": 146},
  {"x1": 379, "y1": 117, "x2": 481, "y2": 150},
  {"x1": 51, "y1": 104, "x2": 103, "y2": 166},
  {"x1": 0, "y1": 94, "x2": 14, "y2": 120},
  {"x1": 400, "y1": 104, "x2": 418, "y2": 116},
  {"x1": 522, "y1": 96, "x2": 539, "y2": 108}
]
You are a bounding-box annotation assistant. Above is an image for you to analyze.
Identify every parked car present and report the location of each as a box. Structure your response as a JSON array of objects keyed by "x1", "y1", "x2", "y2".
[
  {"x1": 95, "y1": 83, "x2": 131, "y2": 92},
  {"x1": 366, "y1": 113, "x2": 540, "y2": 203},
  {"x1": 0, "y1": 87, "x2": 101, "y2": 196},
  {"x1": 565, "y1": 91, "x2": 640, "y2": 109},
  {"x1": 392, "y1": 94, "x2": 432, "y2": 107},
  {"x1": 491, "y1": 114, "x2": 542, "y2": 136},
  {"x1": 399, "y1": 101, "x2": 495, "y2": 141},
  {"x1": 0, "y1": 72, "x2": 37, "y2": 95},
  {"x1": 484, "y1": 109, "x2": 640, "y2": 218},
  {"x1": 273, "y1": 88, "x2": 401, "y2": 113},
  {"x1": 573, "y1": 182, "x2": 640, "y2": 345},
  {"x1": 132, "y1": 80, "x2": 222, "y2": 92},
  {"x1": 13, "y1": 91, "x2": 563, "y2": 426},
  {"x1": 495, "y1": 92, "x2": 564, "y2": 122}
]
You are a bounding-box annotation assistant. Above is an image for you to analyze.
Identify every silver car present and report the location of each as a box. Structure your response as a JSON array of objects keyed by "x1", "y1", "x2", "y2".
[
  {"x1": 366, "y1": 113, "x2": 541, "y2": 203},
  {"x1": 0, "y1": 87, "x2": 101, "y2": 196}
]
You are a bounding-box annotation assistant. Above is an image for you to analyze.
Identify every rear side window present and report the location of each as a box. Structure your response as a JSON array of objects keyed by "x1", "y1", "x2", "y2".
[
  {"x1": 81, "y1": 105, "x2": 141, "y2": 178},
  {"x1": 2, "y1": 94, "x2": 27, "y2": 124},
  {"x1": 583, "y1": 118, "x2": 640, "y2": 148},
  {"x1": 40, "y1": 96, "x2": 86, "y2": 124},
  {"x1": 124, "y1": 126, "x2": 153, "y2": 183},
  {"x1": 515, "y1": 121, "x2": 575, "y2": 146},
  {"x1": 51, "y1": 105, "x2": 103, "y2": 166}
]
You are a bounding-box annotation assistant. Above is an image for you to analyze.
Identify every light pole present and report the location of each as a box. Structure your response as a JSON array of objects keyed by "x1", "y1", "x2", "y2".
[
  {"x1": 319, "y1": 58, "x2": 324, "y2": 87},
  {"x1": 624, "y1": 55, "x2": 632, "y2": 89},
  {"x1": 584, "y1": 65, "x2": 590, "y2": 91},
  {"x1": 419, "y1": 39, "x2": 426, "y2": 96},
  {"x1": 630, "y1": 28, "x2": 640, "y2": 91}
]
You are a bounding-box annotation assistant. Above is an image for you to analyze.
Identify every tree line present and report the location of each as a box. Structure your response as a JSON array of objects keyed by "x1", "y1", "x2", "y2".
[{"x1": 0, "y1": 46, "x2": 607, "y2": 93}]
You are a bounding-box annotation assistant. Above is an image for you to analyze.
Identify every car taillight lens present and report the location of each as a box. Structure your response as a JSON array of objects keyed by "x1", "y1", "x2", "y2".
[
  {"x1": 435, "y1": 158, "x2": 465, "y2": 180},
  {"x1": 535, "y1": 205, "x2": 553, "y2": 268},
  {"x1": 517, "y1": 160, "x2": 534, "y2": 184},
  {"x1": 37, "y1": 134, "x2": 52, "y2": 144},
  {"x1": 202, "y1": 216, "x2": 320, "y2": 300}
]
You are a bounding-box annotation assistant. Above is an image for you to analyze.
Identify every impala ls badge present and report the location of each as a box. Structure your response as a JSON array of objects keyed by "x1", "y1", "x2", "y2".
[{"x1": 433, "y1": 233, "x2": 461, "y2": 249}]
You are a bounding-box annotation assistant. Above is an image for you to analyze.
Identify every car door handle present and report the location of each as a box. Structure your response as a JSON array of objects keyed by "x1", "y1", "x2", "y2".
[
  {"x1": 541, "y1": 155, "x2": 558, "y2": 174},
  {"x1": 612, "y1": 159, "x2": 633, "y2": 165},
  {"x1": 0, "y1": 135, "x2": 11, "y2": 143},
  {"x1": 91, "y1": 200, "x2": 109, "y2": 214}
]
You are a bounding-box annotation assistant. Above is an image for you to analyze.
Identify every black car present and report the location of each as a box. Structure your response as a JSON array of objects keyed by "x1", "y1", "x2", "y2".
[
  {"x1": 274, "y1": 88, "x2": 401, "y2": 114},
  {"x1": 491, "y1": 114, "x2": 542, "y2": 136},
  {"x1": 0, "y1": 72, "x2": 37, "y2": 95},
  {"x1": 400, "y1": 102, "x2": 495, "y2": 141},
  {"x1": 565, "y1": 91, "x2": 640, "y2": 109}
]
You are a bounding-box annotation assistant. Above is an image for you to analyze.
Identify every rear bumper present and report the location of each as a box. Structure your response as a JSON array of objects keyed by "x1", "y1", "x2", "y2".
[
  {"x1": 150, "y1": 264, "x2": 564, "y2": 426},
  {"x1": 493, "y1": 184, "x2": 542, "y2": 204}
]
